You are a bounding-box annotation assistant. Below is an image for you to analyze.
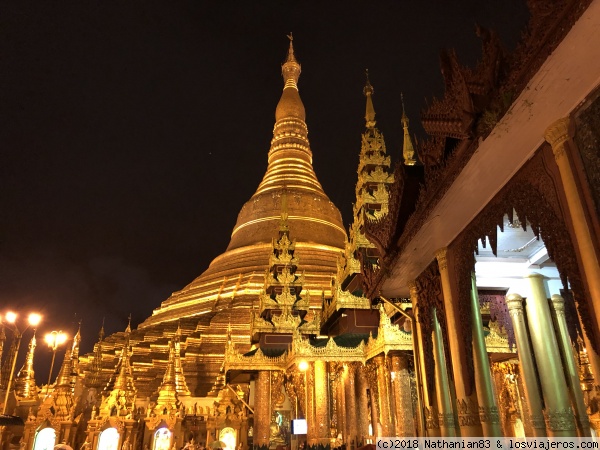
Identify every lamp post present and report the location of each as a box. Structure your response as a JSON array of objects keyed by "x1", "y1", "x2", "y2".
[
  {"x1": 44, "y1": 330, "x2": 67, "y2": 396},
  {"x1": 1, "y1": 311, "x2": 42, "y2": 414}
]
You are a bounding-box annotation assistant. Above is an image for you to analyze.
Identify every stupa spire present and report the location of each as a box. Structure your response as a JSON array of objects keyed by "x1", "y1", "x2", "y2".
[
  {"x1": 87, "y1": 321, "x2": 105, "y2": 389},
  {"x1": 71, "y1": 320, "x2": 82, "y2": 377},
  {"x1": 52, "y1": 345, "x2": 76, "y2": 421},
  {"x1": 154, "y1": 339, "x2": 180, "y2": 414},
  {"x1": 55, "y1": 346, "x2": 73, "y2": 388},
  {"x1": 253, "y1": 35, "x2": 325, "y2": 198},
  {"x1": 100, "y1": 323, "x2": 136, "y2": 417},
  {"x1": 364, "y1": 69, "x2": 376, "y2": 128},
  {"x1": 14, "y1": 332, "x2": 38, "y2": 399},
  {"x1": 173, "y1": 323, "x2": 191, "y2": 397},
  {"x1": 401, "y1": 93, "x2": 417, "y2": 166}
]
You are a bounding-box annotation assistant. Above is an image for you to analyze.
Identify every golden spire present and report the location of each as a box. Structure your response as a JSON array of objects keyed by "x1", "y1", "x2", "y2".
[
  {"x1": 100, "y1": 323, "x2": 136, "y2": 417},
  {"x1": 87, "y1": 321, "x2": 105, "y2": 389},
  {"x1": 52, "y1": 345, "x2": 76, "y2": 421},
  {"x1": 55, "y1": 346, "x2": 73, "y2": 388},
  {"x1": 71, "y1": 320, "x2": 82, "y2": 378},
  {"x1": 401, "y1": 93, "x2": 417, "y2": 166},
  {"x1": 154, "y1": 339, "x2": 180, "y2": 414},
  {"x1": 254, "y1": 34, "x2": 325, "y2": 198},
  {"x1": 14, "y1": 332, "x2": 38, "y2": 399},
  {"x1": 281, "y1": 32, "x2": 301, "y2": 90},
  {"x1": 173, "y1": 323, "x2": 191, "y2": 397},
  {"x1": 114, "y1": 325, "x2": 134, "y2": 391},
  {"x1": 364, "y1": 69, "x2": 376, "y2": 128}
]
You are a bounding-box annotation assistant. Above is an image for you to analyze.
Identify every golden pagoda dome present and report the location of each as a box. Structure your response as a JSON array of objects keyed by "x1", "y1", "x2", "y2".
[
  {"x1": 139, "y1": 36, "x2": 345, "y2": 331},
  {"x1": 108, "y1": 38, "x2": 347, "y2": 396}
]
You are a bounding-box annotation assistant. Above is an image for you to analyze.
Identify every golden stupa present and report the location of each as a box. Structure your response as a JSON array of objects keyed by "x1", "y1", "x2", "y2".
[
  {"x1": 141, "y1": 36, "x2": 345, "y2": 327},
  {"x1": 82, "y1": 37, "x2": 346, "y2": 397}
]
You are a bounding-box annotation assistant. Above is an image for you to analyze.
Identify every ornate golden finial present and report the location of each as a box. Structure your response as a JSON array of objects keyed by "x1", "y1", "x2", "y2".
[
  {"x1": 364, "y1": 69, "x2": 376, "y2": 128},
  {"x1": 126, "y1": 314, "x2": 132, "y2": 333},
  {"x1": 401, "y1": 93, "x2": 417, "y2": 166},
  {"x1": 282, "y1": 33, "x2": 301, "y2": 89},
  {"x1": 99, "y1": 317, "x2": 105, "y2": 341}
]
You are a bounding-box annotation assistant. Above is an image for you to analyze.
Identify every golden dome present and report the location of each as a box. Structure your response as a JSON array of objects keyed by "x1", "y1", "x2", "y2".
[
  {"x1": 83, "y1": 39, "x2": 347, "y2": 397},
  {"x1": 140, "y1": 37, "x2": 345, "y2": 336}
]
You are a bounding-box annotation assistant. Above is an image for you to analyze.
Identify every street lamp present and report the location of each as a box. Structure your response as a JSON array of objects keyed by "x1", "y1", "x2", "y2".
[
  {"x1": 1, "y1": 312, "x2": 42, "y2": 414},
  {"x1": 44, "y1": 331, "x2": 67, "y2": 396}
]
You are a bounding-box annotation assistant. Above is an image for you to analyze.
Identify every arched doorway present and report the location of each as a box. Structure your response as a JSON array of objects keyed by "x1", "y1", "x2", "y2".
[
  {"x1": 97, "y1": 428, "x2": 120, "y2": 450},
  {"x1": 153, "y1": 428, "x2": 172, "y2": 450},
  {"x1": 33, "y1": 427, "x2": 56, "y2": 450},
  {"x1": 219, "y1": 427, "x2": 236, "y2": 450}
]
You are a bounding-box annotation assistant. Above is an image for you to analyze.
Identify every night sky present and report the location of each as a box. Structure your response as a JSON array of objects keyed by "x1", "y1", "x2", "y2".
[{"x1": 0, "y1": 2, "x2": 529, "y2": 372}]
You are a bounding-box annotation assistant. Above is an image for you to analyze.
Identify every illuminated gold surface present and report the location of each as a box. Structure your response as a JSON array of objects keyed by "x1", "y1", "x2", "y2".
[
  {"x1": 140, "y1": 39, "x2": 345, "y2": 331},
  {"x1": 14, "y1": 333, "x2": 38, "y2": 400},
  {"x1": 77, "y1": 40, "x2": 348, "y2": 397}
]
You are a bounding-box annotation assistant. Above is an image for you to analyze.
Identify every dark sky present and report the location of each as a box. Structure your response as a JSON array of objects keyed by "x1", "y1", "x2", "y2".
[{"x1": 0, "y1": 1, "x2": 528, "y2": 371}]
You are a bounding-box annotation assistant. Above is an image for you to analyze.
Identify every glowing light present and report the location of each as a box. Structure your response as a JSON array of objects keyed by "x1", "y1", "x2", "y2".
[
  {"x1": 28, "y1": 313, "x2": 42, "y2": 327},
  {"x1": 5, "y1": 312, "x2": 17, "y2": 323},
  {"x1": 298, "y1": 360, "x2": 308, "y2": 372},
  {"x1": 45, "y1": 331, "x2": 67, "y2": 349}
]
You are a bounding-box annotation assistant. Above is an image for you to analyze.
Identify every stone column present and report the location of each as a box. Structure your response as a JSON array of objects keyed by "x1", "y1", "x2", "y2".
[
  {"x1": 470, "y1": 273, "x2": 502, "y2": 436},
  {"x1": 550, "y1": 294, "x2": 592, "y2": 436},
  {"x1": 374, "y1": 355, "x2": 394, "y2": 437},
  {"x1": 545, "y1": 117, "x2": 600, "y2": 333},
  {"x1": 408, "y1": 280, "x2": 436, "y2": 437},
  {"x1": 432, "y1": 308, "x2": 456, "y2": 437},
  {"x1": 356, "y1": 366, "x2": 370, "y2": 444},
  {"x1": 314, "y1": 360, "x2": 331, "y2": 447},
  {"x1": 506, "y1": 294, "x2": 547, "y2": 436},
  {"x1": 391, "y1": 354, "x2": 415, "y2": 437},
  {"x1": 254, "y1": 371, "x2": 271, "y2": 448},
  {"x1": 345, "y1": 364, "x2": 358, "y2": 448},
  {"x1": 526, "y1": 274, "x2": 576, "y2": 436},
  {"x1": 435, "y1": 248, "x2": 482, "y2": 436}
]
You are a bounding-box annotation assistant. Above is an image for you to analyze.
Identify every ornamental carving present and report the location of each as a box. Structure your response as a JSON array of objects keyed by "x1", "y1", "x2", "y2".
[
  {"x1": 323, "y1": 286, "x2": 371, "y2": 323},
  {"x1": 288, "y1": 333, "x2": 365, "y2": 363},
  {"x1": 224, "y1": 346, "x2": 287, "y2": 372},
  {"x1": 484, "y1": 321, "x2": 514, "y2": 354},
  {"x1": 365, "y1": 304, "x2": 413, "y2": 359},
  {"x1": 364, "y1": 360, "x2": 380, "y2": 417},
  {"x1": 271, "y1": 371, "x2": 286, "y2": 410},
  {"x1": 374, "y1": 0, "x2": 592, "y2": 299},
  {"x1": 424, "y1": 405, "x2": 440, "y2": 430},
  {"x1": 544, "y1": 407, "x2": 576, "y2": 432},
  {"x1": 438, "y1": 412, "x2": 456, "y2": 429},
  {"x1": 479, "y1": 405, "x2": 500, "y2": 424},
  {"x1": 457, "y1": 397, "x2": 481, "y2": 427}
]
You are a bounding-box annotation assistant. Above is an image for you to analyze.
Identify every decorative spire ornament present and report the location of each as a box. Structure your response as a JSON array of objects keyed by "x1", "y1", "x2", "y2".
[
  {"x1": 364, "y1": 69, "x2": 376, "y2": 128},
  {"x1": 401, "y1": 93, "x2": 417, "y2": 166},
  {"x1": 14, "y1": 332, "x2": 38, "y2": 399}
]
